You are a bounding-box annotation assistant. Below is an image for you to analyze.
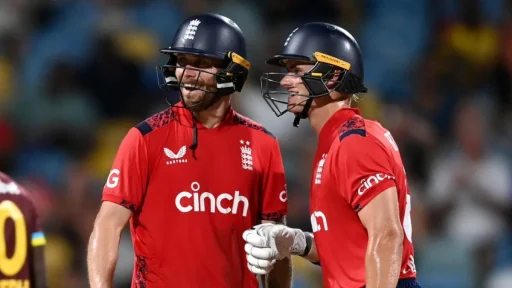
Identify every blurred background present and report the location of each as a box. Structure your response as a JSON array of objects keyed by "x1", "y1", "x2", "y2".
[{"x1": 0, "y1": 0, "x2": 511, "y2": 287}]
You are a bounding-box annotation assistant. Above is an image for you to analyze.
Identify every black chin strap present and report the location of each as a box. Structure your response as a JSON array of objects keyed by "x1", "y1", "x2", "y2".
[
  {"x1": 189, "y1": 117, "x2": 198, "y2": 158},
  {"x1": 186, "y1": 93, "x2": 222, "y2": 155},
  {"x1": 293, "y1": 98, "x2": 314, "y2": 127}
]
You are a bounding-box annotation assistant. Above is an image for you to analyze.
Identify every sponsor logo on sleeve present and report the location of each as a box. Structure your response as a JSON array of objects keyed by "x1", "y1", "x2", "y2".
[
  {"x1": 357, "y1": 173, "x2": 395, "y2": 195},
  {"x1": 279, "y1": 185, "x2": 287, "y2": 203},
  {"x1": 105, "y1": 169, "x2": 120, "y2": 188}
]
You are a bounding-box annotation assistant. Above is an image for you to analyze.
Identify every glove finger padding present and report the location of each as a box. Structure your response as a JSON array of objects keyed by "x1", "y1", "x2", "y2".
[
  {"x1": 244, "y1": 243, "x2": 276, "y2": 260},
  {"x1": 242, "y1": 229, "x2": 268, "y2": 248},
  {"x1": 247, "y1": 263, "x2": 270, "y2": 275},
  {"x1": 246, "y1": 254, "x2": 275, "y2": 269}
]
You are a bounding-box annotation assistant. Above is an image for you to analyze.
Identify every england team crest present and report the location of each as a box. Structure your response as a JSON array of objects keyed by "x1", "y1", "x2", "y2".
[{"x1": 240, "y1": 140, "x2": 253, "y2": 171}]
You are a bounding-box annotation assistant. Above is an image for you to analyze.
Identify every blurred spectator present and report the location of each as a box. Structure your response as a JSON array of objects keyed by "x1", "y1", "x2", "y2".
[
  {"x1": 427, "y1": 99, "x2": 511, "y2": 246},
  {"x1": 379, "y1": 103, "x2": 436, "y2": 186},
  {"x1": 435, "y1": 0, "x2": 499, "y2": 95},
  {"x1": 81, "y1": 34, "x2": 146, "y2": 119},
  {"x1": 426, "y1": 99, "x2": 512, "y2": 284},
  {"x1": 10, "y1": 60, "x2": 98, "y2": 143}
]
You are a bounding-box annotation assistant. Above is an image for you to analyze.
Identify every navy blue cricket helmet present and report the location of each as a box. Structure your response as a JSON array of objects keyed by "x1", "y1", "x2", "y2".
[
  {"x1": 261, "y1": 22, "x2": 367, "y2": 126},
  {"x1": 157, "y1": 13, "x2": 250, "y2": 100}
]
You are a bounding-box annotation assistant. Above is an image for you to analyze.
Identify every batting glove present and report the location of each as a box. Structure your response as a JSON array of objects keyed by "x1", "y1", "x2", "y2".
[{"x1": 242, "y1": 223, "x2": 307, "y2": 275}]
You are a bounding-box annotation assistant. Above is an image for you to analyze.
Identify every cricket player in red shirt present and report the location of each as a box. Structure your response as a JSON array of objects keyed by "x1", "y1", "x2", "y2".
[
  {"x1": 243, "y1": 23, "x2": 421, "y2": 288},
  {"x1": 0, "y1": 172, "x2": 47, "y2": 288},
  {"x1": 87, "y1": 14, "x2": 291, "y2": 288}
]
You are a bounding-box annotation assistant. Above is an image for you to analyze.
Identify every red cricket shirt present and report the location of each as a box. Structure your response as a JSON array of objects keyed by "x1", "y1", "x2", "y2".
[
  {"x1": 102, "y1": 106, "x2": 287, "y2": 288},
  {"x1": 310, "y1": 108, "x2": 417, "y2": 288}
]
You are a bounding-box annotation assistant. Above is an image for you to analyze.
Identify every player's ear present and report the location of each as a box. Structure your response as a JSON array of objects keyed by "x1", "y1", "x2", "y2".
[
  {"x1": 326, "y1": 69, "x2": 342, "y2": 89},
  {"x1": 327, "y1": 69, "x2": 351, "y2": 102}
]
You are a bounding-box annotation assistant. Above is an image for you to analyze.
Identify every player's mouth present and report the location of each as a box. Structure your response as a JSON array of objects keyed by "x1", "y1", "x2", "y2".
[
  {"x1": 182, "y1": 83, "x2": 200, "y2": 92},
  {"x1": 288, "y1": 91, "x2": 300, "y2": 98}
]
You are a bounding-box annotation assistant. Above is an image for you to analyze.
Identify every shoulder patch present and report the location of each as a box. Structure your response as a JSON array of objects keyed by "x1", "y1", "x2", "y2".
[
  {"x1": 135, "y1": 121, "x2": 152, "y2": 136},
  {"x1": 233, "y1": 113, "x2": 276, "y2": 139},
  {"x1": 339, "y1": 115, "x2": 366, "y2": 142},
  {"x1": 136, "y1": 108, "x2": 176, "y2": 136}
]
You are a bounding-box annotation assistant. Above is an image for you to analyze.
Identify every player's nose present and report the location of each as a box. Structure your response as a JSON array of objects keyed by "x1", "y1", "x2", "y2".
[
  {"x1": 280, "y1": 74, "x2": 295, "y2": 88},
  {"x1": 176, "y1": 65, "x2": 200, "y2": 83},
  {"x1": 182, "y1": 65, "x2": 199, "y2": 78}
]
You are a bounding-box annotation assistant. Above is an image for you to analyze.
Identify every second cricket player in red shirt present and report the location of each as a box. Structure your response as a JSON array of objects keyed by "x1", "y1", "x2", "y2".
[{"x1": 243, "y1": 22, "x2": 421, "y2": 288}]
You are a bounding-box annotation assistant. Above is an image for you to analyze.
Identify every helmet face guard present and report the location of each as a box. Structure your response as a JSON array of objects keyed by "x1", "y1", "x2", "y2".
[
  {"x1": 157, "y1": 51, "x2": 250, "y2": 109},
  {"x1": 261, "y1": 52, "x2": 367, "y2": 118}
]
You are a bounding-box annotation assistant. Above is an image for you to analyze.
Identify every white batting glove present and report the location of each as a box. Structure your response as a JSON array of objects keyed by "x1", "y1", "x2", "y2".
[{"x1": 242, "y1": 223, "x2": 307, "y2": 275}]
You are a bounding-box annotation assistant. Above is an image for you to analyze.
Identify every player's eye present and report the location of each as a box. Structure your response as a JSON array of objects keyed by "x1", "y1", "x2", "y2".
[
  {"x1": 195, "y1": 60, "x2": 211, "y2": 68},
  {"x1": 288, "y1": 68, "x2": 301, "y2": 75},
  {"x1": 176, "y1": 58, "x2": 187, "y2": 67}
]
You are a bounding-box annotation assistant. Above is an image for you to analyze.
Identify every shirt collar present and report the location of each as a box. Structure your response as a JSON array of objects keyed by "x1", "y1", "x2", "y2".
[
  {"x1": 176, "y1": 104, "x2": 236, "y2": 129},
  {"x1": 318, "y1": 108, "x2": 361, "y2": 145}
]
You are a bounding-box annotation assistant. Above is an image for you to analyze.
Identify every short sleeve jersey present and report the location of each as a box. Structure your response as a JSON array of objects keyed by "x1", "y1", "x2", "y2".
[
  {"x1": 102, "y1": 106, "x2": 287, "y2": 288},
  {"x1": 0, "y1": 172, "x2": 46, "y2": 287},
  {"x1": 310, "y1": 108, "x2": 416, "y2": 288}
]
